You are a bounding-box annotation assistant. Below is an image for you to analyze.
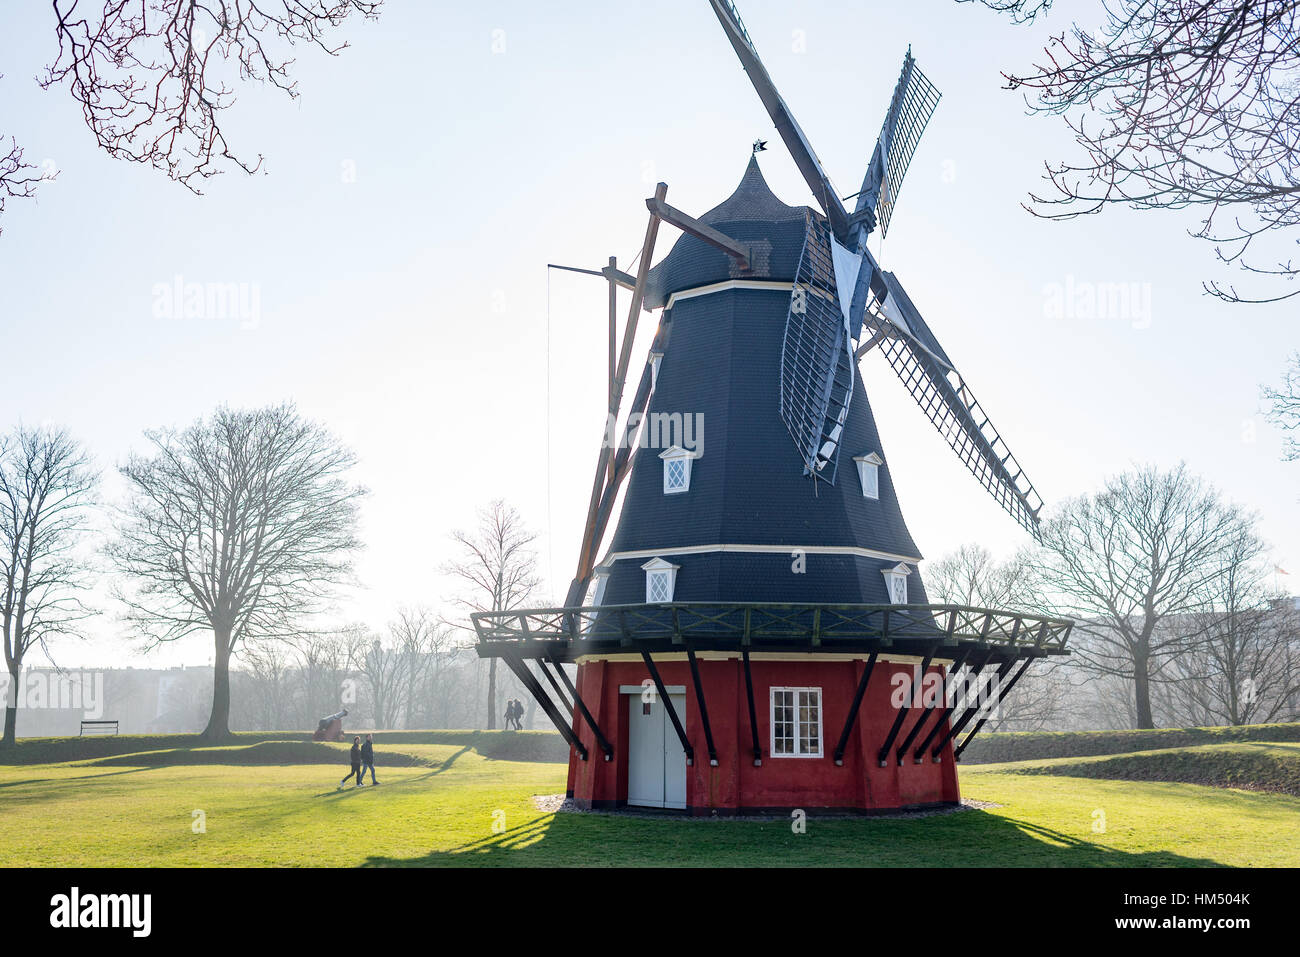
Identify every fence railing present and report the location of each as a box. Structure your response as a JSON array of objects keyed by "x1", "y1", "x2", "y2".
[{"x1": 472, "y1": 602, "x2": 1072, "y2": 653}]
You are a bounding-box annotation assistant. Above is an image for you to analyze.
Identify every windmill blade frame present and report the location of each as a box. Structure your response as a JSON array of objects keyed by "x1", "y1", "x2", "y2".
[
  {"x1": 707, "y1": 0, "x2": 852, "y2": 242},
  {"x1": 853, "y1": 49, "x2": 942, "y2": 240},
  {"x1": 863, "y1": 271, "x2": 1045, "y2": 536},
  {"x1": 780, "y1": 211, "x2": 856, "y2": 482}
]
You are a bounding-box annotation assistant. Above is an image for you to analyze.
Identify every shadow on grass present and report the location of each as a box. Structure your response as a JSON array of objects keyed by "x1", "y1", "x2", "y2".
[
  {"x1": 311, "y1": 745, "x2": 475, "y2": 800},
  {"x1": 361, "y1": 808, "x2": 1227, "y2": 868}
]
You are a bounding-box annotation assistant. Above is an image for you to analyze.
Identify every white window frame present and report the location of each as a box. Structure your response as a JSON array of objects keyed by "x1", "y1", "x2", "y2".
[
  {"x1": 854, "y1": 452, "x2": 883, "y2": 500},
  {"x1": 641, "y1": 557, "x2": 679, "y2": 603},
  {"x1": 590, "y1": 566, "x2": 612, "y2": 607},
  {"x1": 882, "y1": 563, "x2": 911, "y2": 605},
  {"x1": 650, "y1": 351, "x2": 663, "y2": 391},
  {"x1": 769, "y1": 686, "x2": 823, "y2": 758},
  {"x1": 660, "y1": 445, "x2": 694, "y2": 495}
]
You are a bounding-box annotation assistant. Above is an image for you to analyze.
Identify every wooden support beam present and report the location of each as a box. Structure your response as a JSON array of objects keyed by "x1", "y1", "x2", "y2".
[
  {"x1": 954, "y1": 657, "x2": 1035, "y2": 761},
  {"x1": 642, "y1": 651, "x2": 694, "y2": 766},
  {"x1": 896, "y1": 645, "x2": 971, "y2": 764},
  {"x1": 686, "y1": 646, "x2": 718, "y2": 766},
  {"x1": 929, "y1": 655, "x2": 1017, "y2": 759},
  {"x1": 500, "y1": 651, "x2": 587, "y2": 761},
  {"x1": 549, "y1": 655, "x2": 614, "y2": 761},
  {"x1": 878, "y1": 643, "x2": 938, "y2": 767},
  {"x1": 742, "y1": 649, "x2": 762, "y2": 766},
  {"x1": 646, "y1": 195, "x2": 751, "y2": 268},
  {"x1": 565, "y1": 183, "x2": 668, "y2": 607},
  {"x1": 914, "y1": 646, "x2": 994, "y2": 762},
  {"x1": 535, "y1": 657, "x2": 574, "y2": 720},
  {"x1": 833, "y1": 650, "x2": 878, "y2": 766}
]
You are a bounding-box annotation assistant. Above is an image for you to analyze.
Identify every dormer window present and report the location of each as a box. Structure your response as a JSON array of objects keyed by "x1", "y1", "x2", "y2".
[
  {"x1": 590, "y1": 564, "x2": 612, "y2": 607},
  {"x1": 650, "y1": 351, "x2": 664, "y2": 390},
  {"x1": 660, "y1": 445, "x2": 695, "y2": 494},
  {"x1": 642, "y1": 557, "x2": 679, "y2": 603},
  {"x1": 854, "y1": 452, "x2": 883, "y2": 500},
  {"x1": 882, "y1": 563, "x2": 911, "y2": 605}
]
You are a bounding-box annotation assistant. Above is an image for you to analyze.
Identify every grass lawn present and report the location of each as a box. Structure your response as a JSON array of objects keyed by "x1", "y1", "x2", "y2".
[{"x1": 1, "y1": 736, "x2": 1296, "y2": 867}]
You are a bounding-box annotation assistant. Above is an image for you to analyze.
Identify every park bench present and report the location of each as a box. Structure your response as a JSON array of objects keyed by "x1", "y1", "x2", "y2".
[{"x1": 79, "y1": 720, "x2": 119, "y2": 736}]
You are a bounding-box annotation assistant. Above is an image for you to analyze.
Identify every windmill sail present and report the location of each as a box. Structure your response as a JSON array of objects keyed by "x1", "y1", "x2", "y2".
[
  {"x1": 708, "y1": 0, "x2": 852, "y2": 242},
  {"x1": 853, "y1": 49, "x2": 942, "y2": 240},
  {"x1": 861, "y1": 270, "x2": 1044, "y2": 535},
  {"x1": 780, "y1": 212, "x2": 856, "y2": 482}
]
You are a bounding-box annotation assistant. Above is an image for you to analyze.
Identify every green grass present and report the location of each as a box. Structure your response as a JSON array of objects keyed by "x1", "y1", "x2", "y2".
[
  {"x1": 995, "y1": 741, "x2": 1300, "y2": 796},
  {"x1": 962, "y1": 722, "x2": 1300, "y2": 764},
  {"x1": 1, "y1": 734, "x2": 1296, "y2": 867}
]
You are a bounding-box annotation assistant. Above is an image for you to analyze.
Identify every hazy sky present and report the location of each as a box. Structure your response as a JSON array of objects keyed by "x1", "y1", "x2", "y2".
[{"x1": 1, "y1": 0, "x2": 1295, "y2": 668}]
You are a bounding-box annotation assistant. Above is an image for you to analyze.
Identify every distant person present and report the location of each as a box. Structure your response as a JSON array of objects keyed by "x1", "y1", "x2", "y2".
[
  {"x1": 510, "y1": 698, "x2": 524, "y2": 730},
  {"x1": 504, "y1": 699, "x2": 517, "y2": 731},
  {"x1": 339, "y1": 736, "x2": 362, "y2": 789},
  {"x1": 360, "y1": 733, "x2": 378, "y2": 786}
]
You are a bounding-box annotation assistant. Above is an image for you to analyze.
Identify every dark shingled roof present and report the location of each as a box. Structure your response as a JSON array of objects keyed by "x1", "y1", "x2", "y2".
[
  {"x1": 644, "y1": 156, "x2": 809, "y2": 310},
  {"x1": 599, "y1": 158, "x2": 929, "y2": 606}
]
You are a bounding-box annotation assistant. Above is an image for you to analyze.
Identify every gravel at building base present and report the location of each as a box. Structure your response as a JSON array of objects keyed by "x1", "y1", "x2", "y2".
[{"x1": 531, "y1": 794, "x2": 1002, "y2": 820}]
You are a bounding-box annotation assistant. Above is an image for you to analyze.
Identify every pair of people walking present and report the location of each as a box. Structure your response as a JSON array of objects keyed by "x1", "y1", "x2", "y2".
[
  {"x1": 504, "y1": 698, "x2": 525, "y2": 730},
  {"x1": 339, "y1": 733, "x2": 379, "y2": 789}
]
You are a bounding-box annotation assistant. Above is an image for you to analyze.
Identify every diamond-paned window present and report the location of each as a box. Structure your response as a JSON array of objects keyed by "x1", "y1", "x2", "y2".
[{"x1": 642, "y1": 557, "x2": 679, "y2": 603}]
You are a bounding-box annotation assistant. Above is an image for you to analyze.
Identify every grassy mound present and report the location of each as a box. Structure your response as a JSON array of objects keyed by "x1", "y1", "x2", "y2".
[
  {"x1": 960, "y1": 722, "x2": 1300, "y2": 764},
  {"x1": 1000, "y1": 742, "x2": 1300, "y2": 796},
  {"x1": 0, "y1": 729, "x2": 568, "y2": 767}
]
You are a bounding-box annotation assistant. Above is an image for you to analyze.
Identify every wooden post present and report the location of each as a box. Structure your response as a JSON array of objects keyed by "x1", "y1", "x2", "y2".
[{"x1": 565, "y1": 183, "x2": 668, "y2": 607}]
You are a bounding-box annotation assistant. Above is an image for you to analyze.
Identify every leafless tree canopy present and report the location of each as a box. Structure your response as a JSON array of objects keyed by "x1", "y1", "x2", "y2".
[
  {"x1": 1154, "y1": 533, "x2": 1300, "y2": 726},
  {"x1": 36, "y1": 0, "x2": 379, "y2": 193},
  {"x1": 444, "y1": 500, "x2": 541, "y2": 730},
  {"x1": 1032, "y1": 463, "x2": 1258, "y2": 728},
  {"x1": 926, "y1": 543, "x2": 1069, "y2": 731},
  {"x1": 110, "y1": 402, "x2": 365, "y2": 739},
  {"x1": 0, "y1": 426, "x2": 97, "y2": 745},
  {"x1": 967, "y1": 0, "x2": 1300, "y2": 302},
  {"x1": 0, "y1": 71, "x2": 56, "y2": 232},
  {"x1": 1263, "y1": 351, "x2": 1300, "y2": 462}
]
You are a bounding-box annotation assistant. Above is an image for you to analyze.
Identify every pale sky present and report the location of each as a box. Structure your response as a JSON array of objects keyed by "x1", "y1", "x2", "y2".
[{"x1": 1, "y1": 0, "x2": 1295, "y2": 668}]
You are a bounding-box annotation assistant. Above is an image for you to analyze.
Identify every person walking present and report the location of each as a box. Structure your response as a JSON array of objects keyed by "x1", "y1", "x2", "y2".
[
  {"x1": 360, "y1": 733, "x2": 378, "y2": 786},
  {"x1": 339, "y1": 736, "x2": 362, "y2": 789},
  {"x1": 504, "y1": 699, "x2": 517, "y2": 731}
]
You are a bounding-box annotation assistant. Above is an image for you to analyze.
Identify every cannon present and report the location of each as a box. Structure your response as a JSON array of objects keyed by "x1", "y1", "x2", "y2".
[{"x1": 313, "y1": 709, "x2": 349, "y2": 742}]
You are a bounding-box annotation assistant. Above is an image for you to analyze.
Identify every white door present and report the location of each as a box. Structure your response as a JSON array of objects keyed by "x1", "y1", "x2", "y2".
[{"x1": 627, "y1": 692, "x2": 687, "y2": 809}]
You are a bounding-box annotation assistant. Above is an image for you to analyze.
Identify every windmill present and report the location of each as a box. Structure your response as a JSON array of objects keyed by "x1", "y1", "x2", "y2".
[
  {"x1": 711, "y1": 1, "x2": 1043, "y2": 530},
  {"x1": 474, "y1": 0, "x2": 1071, "y2": 815}
]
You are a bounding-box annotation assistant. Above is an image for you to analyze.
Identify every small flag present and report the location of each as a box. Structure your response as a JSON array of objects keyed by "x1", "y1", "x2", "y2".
[{"x1": 1277, "y1": 566, "x2": 1290, "y2": 575}]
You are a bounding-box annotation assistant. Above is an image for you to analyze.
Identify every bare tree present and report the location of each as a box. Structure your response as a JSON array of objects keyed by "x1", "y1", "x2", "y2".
[
  {"x1": 926, "y1": 543, "x2": 1068, "y2": 731},
  {"x1": 0, "y1": 427, "x2": 97, "y2": 746},
  {"x1": 0, "y1": 76, "x2": 55, "y2": 233},
  {"x1": 927, "y1": 543, "x2": 1038, "y2": 611},
  {"x1": 444, "y1": 500, "x2": 541, "y2": 730},
  {"x1": 1154, "y1": 535, "x2": 1300, "y2": 726},
  {"x1": 965, "y1": 0, "x2": 1300, "y2": 303},
  {"x1": 348, "y1": 629, "x2": 405, "y2": 729},
  {"x1": 1264, "y1": 351, "x2": 1300, "y2": 462},
  {"x1": 1031, "y1": 463, "x2": 1256, "y2": 728},
  {"x1": 239, "y1": 640, "x2": 293, "y2": 731},
  {"x1": 388, "y1": 605, "x2": 454, "y2": 730},
  {"x1": 42, "y1": 0, "x2": 380, "y2": 192},
  {"x1": 290, "y1": 625, "x2": 355, "y2": 727},
  {"x1": 109, "y1": 402, "x2": 365, "y2": 742},
  {"x1": 0, "y1": 5, "x2": 379, "y2": 232}
]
